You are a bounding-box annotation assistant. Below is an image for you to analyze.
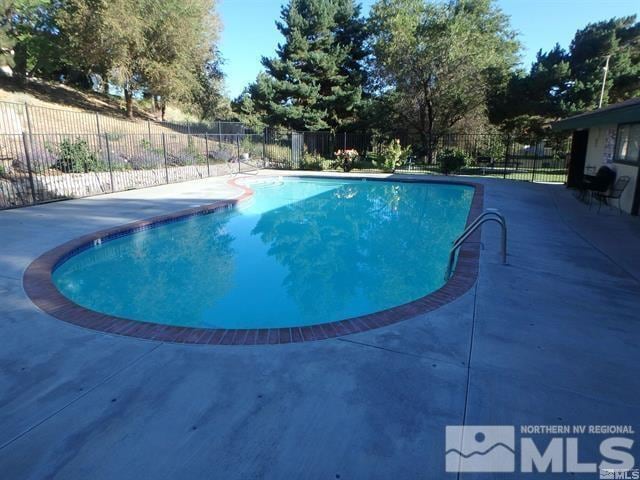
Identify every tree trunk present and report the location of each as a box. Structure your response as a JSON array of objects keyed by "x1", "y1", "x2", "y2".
[
  {"x1": 161, "y1": 102, "x2": 166, "y2": 122},
  {"x1": 124, "y1": 88, "x2": 133, "y2": 119},
  {"x1": 426, "y1": 100, "x2": 435, "y2": 164}
]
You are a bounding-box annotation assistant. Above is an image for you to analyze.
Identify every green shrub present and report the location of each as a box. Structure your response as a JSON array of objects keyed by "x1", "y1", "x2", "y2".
[
  {"x1": 301, "y1": 152, "x2": 323, "y2": 171},
  {"x1": 373, "y1": 139, "x2": 410, "y2": 172},
  {"x1": 438, "y1": 148, "x2": 470, "y2": 175},
  {"x1": 474, "y1": 136, "x2": 506, "y2": 164},
  {"x1": 51, "y1": 138, "x2": 106, "y2": 173}
]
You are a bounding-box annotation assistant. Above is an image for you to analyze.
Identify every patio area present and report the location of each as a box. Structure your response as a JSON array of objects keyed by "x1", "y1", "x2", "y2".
[{"x1": 1, "y1": 171, "x2": 639, "y2": 479}]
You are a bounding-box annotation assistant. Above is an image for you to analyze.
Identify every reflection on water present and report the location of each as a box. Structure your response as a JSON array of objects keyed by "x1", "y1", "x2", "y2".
[
  {"x1": 54, "y1": 179, "x2": 473, "y2": 328},
  {"x1": 252, "y1": 182, "x2": 473, "y2": 321},
  {"x1": 54, "y1": 213, "x2": 236, "y2": 325}
]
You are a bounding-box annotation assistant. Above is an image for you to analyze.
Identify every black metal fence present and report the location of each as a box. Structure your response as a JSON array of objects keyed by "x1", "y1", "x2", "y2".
[
  {"x1": 0, "y1": 124, "x2": 571, "y2": 209},
  {"x1": 263, "y1": 130, "x2": 571, "y2": 184},
  {"x1": 0, "y1": 132, "x2": 264, "y2": 209}
]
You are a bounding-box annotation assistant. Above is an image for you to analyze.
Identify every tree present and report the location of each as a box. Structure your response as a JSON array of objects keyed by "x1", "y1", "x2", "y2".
[
  {"x1": 142, "y1": 0, "x2": 221, "y2": 121},
  {"x1": 56, "y1": 0, "x2": 223, "y2": 119},
  {"x1": 11, "y1": 0, "x2": 65, "y2": 79},
  {"x1": 231, "y1": 88, "x2": 264, "y2": 130},
  {"x1": 488, "y1": 45, "x2": 571, "y2": 136},
  {"x1": 191, "y1": 50, "x2": 231, "y2": 121},
  {"x1": 1, "y1": 0, "x2": 63, "y2": 79},
  {"x1": 489, "y1": 15, "x2": 640, "y2": 135},
  {"x1": 567, "y1": 16, "x2": 640, "y2": 111},
  {"x1": 369, "y1": 0, "x2": 519, "y2": 158},
  {"x1": 238, "y1": 0, "x2": 368, "y2": 131},
  {"x1": 56, "y1": 0, "x2": 146, "y2": 116},
  {"x1": 1, "y1": 0, "x2": 16, "y2": 76}
]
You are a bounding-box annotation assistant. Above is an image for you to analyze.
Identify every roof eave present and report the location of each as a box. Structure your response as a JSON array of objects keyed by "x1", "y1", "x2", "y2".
[{"x1": 552, "y1": 105, "x2": 640, "y2": 131}]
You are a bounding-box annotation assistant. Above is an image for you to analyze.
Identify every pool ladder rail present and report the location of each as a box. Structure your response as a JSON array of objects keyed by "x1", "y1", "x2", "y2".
[{"x1": 445, "y1": 208, "x2": 507, "y2": 280}]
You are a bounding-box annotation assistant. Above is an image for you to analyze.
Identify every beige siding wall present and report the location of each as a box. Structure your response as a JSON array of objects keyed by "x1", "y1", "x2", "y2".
[{"x1": 584, "y1": 124, "x2": 638, "y2": 214}]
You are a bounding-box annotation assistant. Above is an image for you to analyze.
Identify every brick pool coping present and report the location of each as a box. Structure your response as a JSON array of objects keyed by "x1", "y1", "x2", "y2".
[{"x1": 23, "y1": 175, "x2": 484, "y2": 345}]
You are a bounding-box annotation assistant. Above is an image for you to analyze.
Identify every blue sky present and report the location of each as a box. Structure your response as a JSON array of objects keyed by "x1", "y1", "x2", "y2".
[{"x1": 218, "y1": 0, "x2": 640, "y2": 98}]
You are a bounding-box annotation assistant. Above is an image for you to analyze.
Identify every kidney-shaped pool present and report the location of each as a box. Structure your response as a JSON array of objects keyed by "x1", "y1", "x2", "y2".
[{"x1": 25, "y1": 176, "x2": 482, "y2": 343}]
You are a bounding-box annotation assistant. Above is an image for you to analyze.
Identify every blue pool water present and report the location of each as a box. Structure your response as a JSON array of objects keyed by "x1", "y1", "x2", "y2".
[{"x1": 53, "y1": 178, "x2": 474, "y2": 328}]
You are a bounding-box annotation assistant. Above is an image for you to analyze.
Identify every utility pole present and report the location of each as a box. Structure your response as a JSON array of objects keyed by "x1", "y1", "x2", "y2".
[{"x1": 598, "y1": 54, "x2": 611, "y2": 109}]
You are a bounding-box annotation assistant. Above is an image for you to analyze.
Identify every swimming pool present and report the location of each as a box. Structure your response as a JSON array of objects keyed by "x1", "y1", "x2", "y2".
[{"x1": 26, "y1": 176, "x2": 481, "y2": 343}]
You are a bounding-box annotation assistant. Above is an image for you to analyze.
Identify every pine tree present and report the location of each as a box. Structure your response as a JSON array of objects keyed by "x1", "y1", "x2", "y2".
[
  {"x1": 243, "y1": 0, "x2": 367, "y2": 131},
  {"x1": 567, "y1": 16, "x2": 640, "y2": 111},
  {"x1": 489, "y1": 14, "x2": 640, "y2": 135}
]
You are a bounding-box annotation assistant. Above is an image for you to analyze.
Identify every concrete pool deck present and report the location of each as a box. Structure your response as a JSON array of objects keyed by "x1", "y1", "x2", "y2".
[{"x1": 1, "y1": 171, "x2": 639, "y2": 479}]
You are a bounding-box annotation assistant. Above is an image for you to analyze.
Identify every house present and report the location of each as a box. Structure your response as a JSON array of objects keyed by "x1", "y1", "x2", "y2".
[{"x1": 553, "y1": 98, "x2": 640, "y2": 215}]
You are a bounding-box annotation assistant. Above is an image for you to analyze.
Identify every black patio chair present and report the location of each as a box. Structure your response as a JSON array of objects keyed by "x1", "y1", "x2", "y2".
[
  {"x1": 580, "y1": 165, "x2": 616, "y2": 205},
  {"x1": 593, "y1": 176, "x2": 631, "y2": 214},
  {"x1": 576, "y1": 166, "x2": 597, "y2": 201}
]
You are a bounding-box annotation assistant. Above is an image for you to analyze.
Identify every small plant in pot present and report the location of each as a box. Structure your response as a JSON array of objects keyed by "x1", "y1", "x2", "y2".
[{"x1": 333, "y1": 149, "x2": 359, "y2": 172}]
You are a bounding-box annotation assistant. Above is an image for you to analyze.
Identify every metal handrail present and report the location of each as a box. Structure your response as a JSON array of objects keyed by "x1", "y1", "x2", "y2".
[{"x1": 445, "y1": 208, "x2": 507, "y2": 279}]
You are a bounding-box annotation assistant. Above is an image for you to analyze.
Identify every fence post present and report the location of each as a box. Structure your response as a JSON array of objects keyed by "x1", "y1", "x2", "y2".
[
  {"x1": 23, "y1": 103, "x2": 37, "y2": 167},
  {"x1": 161, "y1": 133, "x2": 169, "y2": 184},
  {"x1": 95, "y1": 112, "x2": 103, "y2": 152},
  {"x1": 204, "y1": 134, "x2": 211, "y2": 177},
  {"x1": 531, "y1": 143, "x2": 538, "y2": 182},
  {"x1": 290, "y1": 130, "x2": 294, "y2": 169},
  {"x1": 236, "y1": 135, "x2": 241, "y2": 174},
  {"x1": 147, "y1": 120, "x2": 152, "y2": 143},
  {"x1": 262, "y1": 128, "x2": 267, "y2": 168},
  {"x1": 343, "y1": 131, "x2": 347, "y2": 150},
  {"x1": 218, "y1": 122, "x2": 222, "y2": 149},
  {"x1": 21, "y1": 132, "x2": 37, "y2": 204},
  {"x1": 104, "y1": 133, "x2": 115, "y2": 192},
  {"x1": 504, "y1": 135, "x2": 510, "y2": 179},
  {"x1": 24, "y1": 103, "x2": 33, "y2": 134}
]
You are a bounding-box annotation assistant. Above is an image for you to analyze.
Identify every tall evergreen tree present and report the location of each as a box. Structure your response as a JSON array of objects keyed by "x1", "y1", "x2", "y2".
[
  {"x1": 567, "y1": 16, "x2": 640, "y2": 111},
  {"x1": 488, "y1": 44, "x2": 571, "y2": 135},
  {"x1": 240, "y1": 0, "x2": 368, "y2": 131},
  {"x1": 489, "y1": 15, "x2": 640, "y2": 135}
]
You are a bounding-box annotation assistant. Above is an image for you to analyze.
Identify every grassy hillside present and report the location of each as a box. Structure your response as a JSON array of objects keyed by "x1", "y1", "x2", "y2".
[{"x1": 0, "y1": 78, "x2": 203, "y2": 136}]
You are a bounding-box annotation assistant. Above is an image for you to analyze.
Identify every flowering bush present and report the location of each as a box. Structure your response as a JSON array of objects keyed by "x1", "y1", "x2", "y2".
[{"x1": 333, "y1": 149, "x2": 359, "y2": 172}]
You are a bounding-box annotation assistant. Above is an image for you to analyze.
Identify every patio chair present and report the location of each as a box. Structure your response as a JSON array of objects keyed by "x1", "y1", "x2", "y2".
[
  {"x1": 581, "y1": 165, "x2": 616, "y2": 205},
  {"x1": 593, "y1": 176, "x2": 630, "y2": 214},
  {"x1": 576, "y1": 166, "x2": 597, "y2": 201}
]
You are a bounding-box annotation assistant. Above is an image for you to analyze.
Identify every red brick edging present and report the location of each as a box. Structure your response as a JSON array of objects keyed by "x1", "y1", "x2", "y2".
[{"x1": 23, "y1": 175, "x2": 483, "y2": 345}]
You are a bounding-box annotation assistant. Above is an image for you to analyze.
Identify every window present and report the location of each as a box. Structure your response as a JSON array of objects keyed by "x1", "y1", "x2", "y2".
[{"x1": 614, "y1": 123, "x2": 640, "y2": 164}]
